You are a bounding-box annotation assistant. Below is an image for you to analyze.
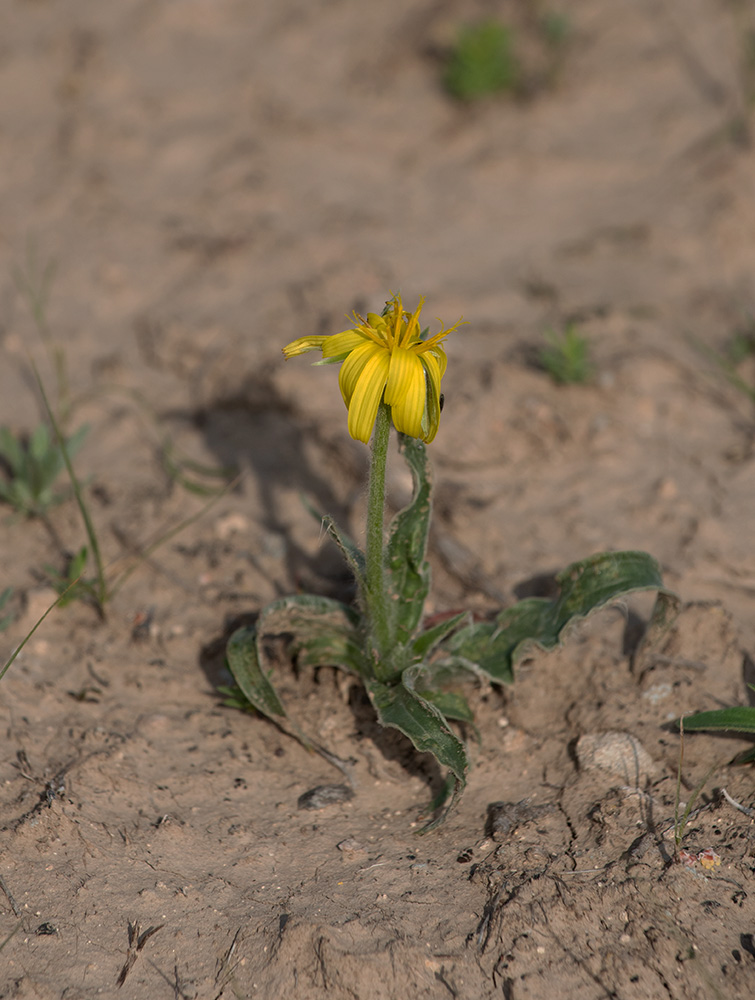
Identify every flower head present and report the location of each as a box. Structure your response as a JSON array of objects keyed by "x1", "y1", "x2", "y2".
[{"x1": 283, "y1": 294, "x2": 461, "y2": 444}]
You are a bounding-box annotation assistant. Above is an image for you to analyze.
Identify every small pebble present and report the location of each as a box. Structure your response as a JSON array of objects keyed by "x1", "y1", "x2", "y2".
[
  {"x1": 297, "y1": 784, "x2": 354, "y2": 810},
  {"x1": 336, "y1": 837, "x2": 365, "y2": 854},
  {"x1": 575, "y1": 731, "x2": 659, "y2": 783},
  {"x1": 214, "y1": 512, "x2": 249, "y2": 540}
]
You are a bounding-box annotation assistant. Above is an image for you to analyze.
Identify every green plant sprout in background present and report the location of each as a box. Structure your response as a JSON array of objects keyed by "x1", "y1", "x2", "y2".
[
  {"x1": 44, "y1": 544, "x2": 97, "y2": 610},
  {"x1": 709, "y1": 312, "x2": 755, "y2": 407},
  {"x1": 539, "y1": 323, "x2": 594, "y2": 384},
  {"x1": 12, "y1": 244, "x2": 72, "y2": 421},
  {"x1": 443, "y1": 11, "x2": 571, "y2": 103},
  {"x1": 0, "y1": 423, "x2": 88, "y2": 518},
  {"x1": 224, "y1": 293, "x2": 676, "y2": 827},
  {"x1": 444, "y1": 20, "x2": 519, "y2": 101}
]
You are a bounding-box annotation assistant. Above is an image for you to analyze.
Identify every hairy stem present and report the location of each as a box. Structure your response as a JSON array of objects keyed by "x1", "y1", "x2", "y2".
[{"x1": 365, "y1": 401, "x2": 393, "y2": 679}]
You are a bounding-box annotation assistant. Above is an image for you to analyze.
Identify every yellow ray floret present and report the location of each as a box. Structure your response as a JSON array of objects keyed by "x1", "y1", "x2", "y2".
[{"x1": 283, "y1": 294, "x2": 461, "y2": 444}]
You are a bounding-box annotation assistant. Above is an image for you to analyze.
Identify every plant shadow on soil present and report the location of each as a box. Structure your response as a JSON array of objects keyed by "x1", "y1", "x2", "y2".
[
  {"x1": 199, "y1": 614, "x2": 450, "y2": 806},
  {"x1": 170, "y1": 372, "x2": 364, "y2": 598}
]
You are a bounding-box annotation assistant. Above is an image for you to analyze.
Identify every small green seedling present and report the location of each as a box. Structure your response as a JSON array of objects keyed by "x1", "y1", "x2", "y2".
[
  {"x1": 540, "y1": 324, "x2": 594, "y2": 384},
  {"x1": 0, "y1": 423, "x2": 88, "y2": 518},
  {"x1": 444, "y1": 20, "x2": 519, "y2": 100},
  {"x1": 44, "y1": 545, "x2": 100, "y2": 611},
  {"x1": 724, "y1": 320, "x2": 755, "y2": 367},
  {"x1": 711, "y1": 317, "x2": 755, "y2": 406}
]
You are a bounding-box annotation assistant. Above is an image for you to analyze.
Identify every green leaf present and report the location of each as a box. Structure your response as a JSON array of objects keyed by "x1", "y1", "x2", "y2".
[
  {"x1": 227, "y1": 594, "x2": 365, "y2": 724},
  {"x1": 29, "y1": 423, "x2": 50, "y2": 463},
  {"x1": 405, "y1": 657, "x2": 480, "y2": 727},
  {"x1": 293, "y1": 630, "x2": 369, "y2": 676},
  {"x1": 69, "y1": 545, "x2": 89, "y2": 580},
  {"x1": 365, "y1": 675, "x2": 468, "y2": 789},
  {"x1": 0, "y1": 422, "x2": 88, "y2": 517},
  {"x1": 65, "y1": 424, "x2": 89, "y2": 459},
  {"x1": 320, "y1": 514, "x2": 367, "y2": 593},
  {"x1": 413, "y1": 687, "x2": 475, "y2": 725},
  {"x1": 412, "y1": 610, "x2": 470, "y2": 660},
  {"x1": 439, "y1": 551, "x2": 676, "y2": 684},
  {"x1": 0, "y1": 428, "x2": 23, "y2": 474},
  {"x1": 440, "y1": 598, "x2": 552, "y2": 684},
  {"x1": 385, "y1": 435, "x2": 433, "y2": 644},
  {"x1": 216, "y1": 684, "x2": 256, "y2": 712},
  {"x1": 550, "y1": 551, "x2": 671, "y2": 626},
  {"x1": 0, "y1": 586, "x2": 13, "y2": 632},
  {"x1": 226, "y1": 624, "x2": 288, "y2": 720},
  {"x1": 680, "y1": 706, "x2": 755, "y2": 735},
  {"x1": 257, "y1": 593, "x2": 362, "y2": 651}
]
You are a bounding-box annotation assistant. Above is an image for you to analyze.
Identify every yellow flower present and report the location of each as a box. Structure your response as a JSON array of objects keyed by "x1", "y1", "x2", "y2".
[{"x1": 283, "y1": 294, "x2": 461, "y2": 444}]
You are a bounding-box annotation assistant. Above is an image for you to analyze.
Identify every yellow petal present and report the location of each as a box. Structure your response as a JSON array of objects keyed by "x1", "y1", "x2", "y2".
[
  {"x1": 400, "y1": 297, "x2": 425, "y2": 347},
  {"x1": 385, "y1": 348, "x2": 426, "y2": 439},
  {"x1": 366, "y1": 313, "x2": 388, "y2": 332},
  {"x1": 322, "y1": 329, "x2": 368, "y2": 360},
  {"x1": 420, "y1": 351, "x2": 444, "y2": 442},
  {"x1": 282, "y1": 335, "x2": 327, "y2": 359},
  {"x1": 346, "y1": 350, "x2": 391, "y2": 443},
  {"x1": 338, "y1": 341, "x2": 382, "y2": 406}
]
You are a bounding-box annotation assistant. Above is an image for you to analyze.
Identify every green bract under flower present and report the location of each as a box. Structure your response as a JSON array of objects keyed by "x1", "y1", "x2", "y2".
[{"x1": 283, "y1": 294, "x2": 462, "y2": 444}]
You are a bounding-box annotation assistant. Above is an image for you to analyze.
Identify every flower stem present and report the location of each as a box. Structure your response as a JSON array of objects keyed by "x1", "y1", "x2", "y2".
[{"x1": 365, "y1": 401, "x2": 393, "y2": 678}]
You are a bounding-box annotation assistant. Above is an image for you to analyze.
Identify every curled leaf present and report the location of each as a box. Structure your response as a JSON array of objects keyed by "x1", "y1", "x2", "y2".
[{"x1": 439, "y1": 551, "x2": 678, "y2": 684}]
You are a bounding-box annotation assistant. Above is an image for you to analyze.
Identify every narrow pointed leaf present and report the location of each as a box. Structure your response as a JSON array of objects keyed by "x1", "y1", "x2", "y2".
[
  {"x1": 412, "y1": 610, "x2": 470, "y2": 660},
  {"x1": 0, "y1": 428, "x2": 23, "y2": 473},
  {"x1": 320, "y1": 514, "x2": 367, "y2": 592},
  {"x1": 680, "y1": 707, "x2": 755, "y2": 735},
  {"x1": 30, "y1": 424, "x2": 50, "y2": 463}
]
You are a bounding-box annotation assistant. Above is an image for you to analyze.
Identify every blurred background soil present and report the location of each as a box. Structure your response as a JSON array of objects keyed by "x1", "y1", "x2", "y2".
[{"x1": 1, "y1": 1, "x2": 755, "y2": 997}]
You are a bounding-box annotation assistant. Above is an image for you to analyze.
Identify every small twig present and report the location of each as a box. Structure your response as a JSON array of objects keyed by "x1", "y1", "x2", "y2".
[
  {"x1": 0, "y1": 875, "x2": 21, "y2": 918},
  {"x1": 357, "y1": 861, "x2": 389, "y2": 873},
  {"x1": 558, "y1": 867, "x2": 608, "y2": 875},
  {"x1": 0, "y1": 922, "x2": 22, "y2": 953},
  {"x1": 721, "y1": 787, "x2": 755, "y2": 818},
  {"x1": 116, "y1": 921, "x2": 164, "y2": 987},
  {"x1": 214, "y1": 927, "x2": 243, "y2": 993}
]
